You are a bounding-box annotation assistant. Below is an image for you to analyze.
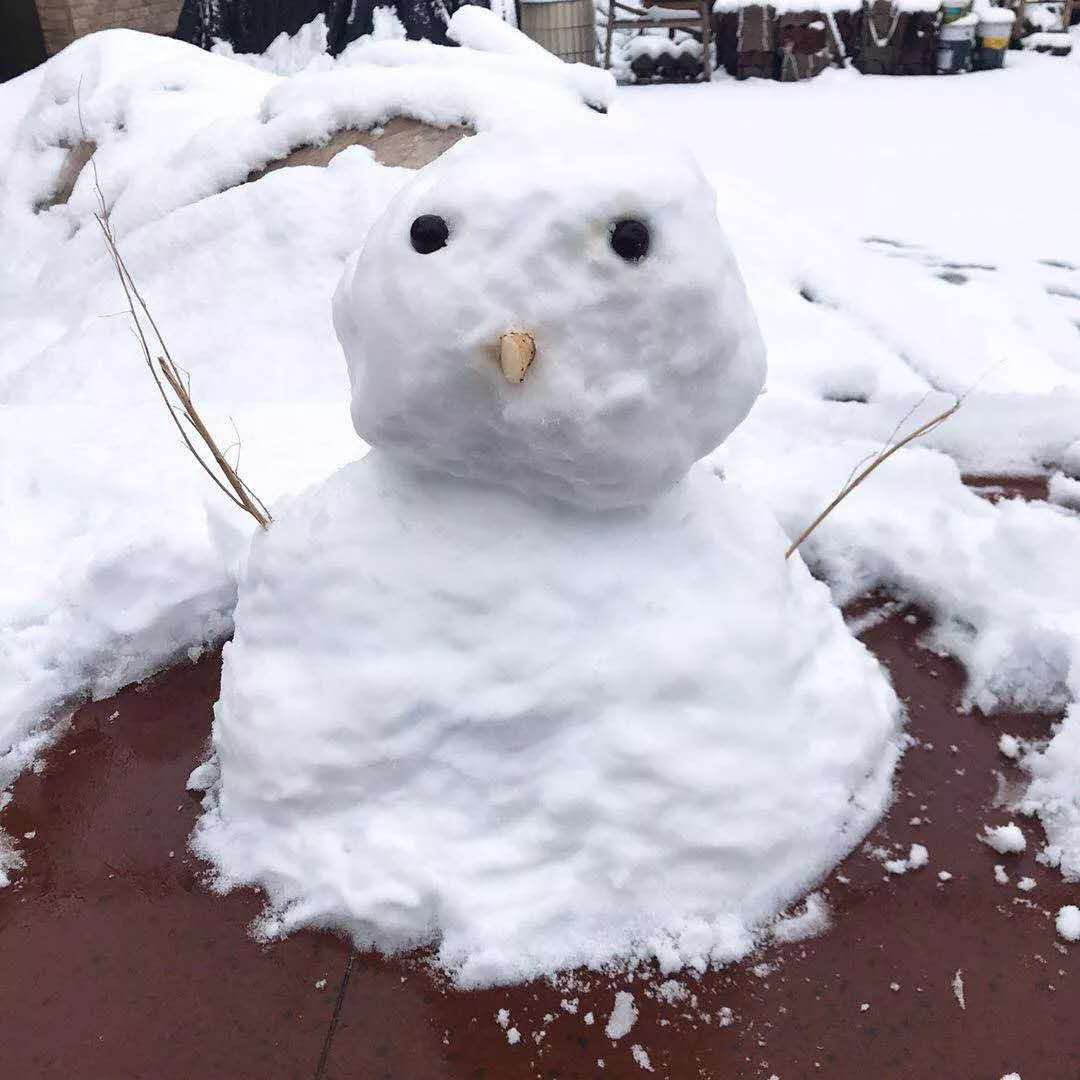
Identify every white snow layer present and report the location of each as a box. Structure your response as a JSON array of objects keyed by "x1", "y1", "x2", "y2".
[
  {"x1": 1, "y1": 11, "x2": 1080, "y2": 964},
  {"x1": 1057, "y1": 905, "x2": 1080, "y2": 942},
  {"x1": 194, "y1": 459, "x2": 900, "y2": 985},
  {"x1": 0, "y1": 16, "x2": 610, "y2": 801},
  {"x1": 194, "y1": 126, "x2": 900, "y2": 985},
  {"x1": 334, "y1": 128, "x2": 765, "y2": 509}
]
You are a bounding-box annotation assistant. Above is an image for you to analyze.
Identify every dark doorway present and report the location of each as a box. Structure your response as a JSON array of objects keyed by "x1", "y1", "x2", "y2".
[{"x1": 1, "y1": 0, "x2": 48, "y2": 82}]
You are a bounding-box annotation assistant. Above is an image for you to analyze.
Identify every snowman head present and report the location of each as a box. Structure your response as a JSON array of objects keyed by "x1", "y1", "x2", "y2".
[{"x1": 333, "y1": 125, "x2": 766, "y2": 510}]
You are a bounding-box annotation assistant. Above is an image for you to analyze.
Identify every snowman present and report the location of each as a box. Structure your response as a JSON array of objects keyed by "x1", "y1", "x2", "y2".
[{"x1": 194, "y1": 125, "x2": 901, "y2": 988}]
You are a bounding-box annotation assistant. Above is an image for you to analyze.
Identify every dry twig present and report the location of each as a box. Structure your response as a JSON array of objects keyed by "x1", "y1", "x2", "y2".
[
  {"x1": 86, "y1": 133, "x2": 271, "y2": 530},
  {"x1": 785, "y1": 400, "x2": 959, "y2": 560}
]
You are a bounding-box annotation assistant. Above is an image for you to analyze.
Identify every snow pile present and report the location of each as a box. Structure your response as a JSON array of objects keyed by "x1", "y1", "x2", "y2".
[
  {"x1": 3, "y1": 0, "x2": 1080, "y2": 951},
  {"x1": 1020, "y1": 715, "x2": 1080, "y2": 877},
  {"x1": 0, "y1": 15, "x2": 610, "y2": 813},
  {"x1": 193, "y1": 134, "x2": 901, "y2": 985},
  {"x1": 210, "y1": 14, "x2": 338, "y2": 75},
  {"x1": 195, "y1": 458, "x2": 900, "y2": 985}
]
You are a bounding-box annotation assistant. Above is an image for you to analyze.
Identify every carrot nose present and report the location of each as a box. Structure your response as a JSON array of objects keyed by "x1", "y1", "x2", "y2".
[{"x1": 498, "y1": 331, "x2": 536, "y2": 384}]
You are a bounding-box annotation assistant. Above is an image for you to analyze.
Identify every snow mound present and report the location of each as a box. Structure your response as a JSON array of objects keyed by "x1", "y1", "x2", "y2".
[
  {"x1": 0, "y1": 21, "x2": 609, "y2": 820},
  {"x1": 193, "y1": 130, "x2": 899, "y2": 982},
  {"x1": 334, "y1": 127, "x2": 765, "y2": 509},
  {"x1": 194, "y1": 461, "x2": 900, "y2": 986}
]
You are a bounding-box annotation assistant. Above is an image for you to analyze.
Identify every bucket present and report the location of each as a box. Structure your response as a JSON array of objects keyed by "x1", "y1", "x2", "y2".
[
  {"x1": 974, "y1": 11, "x2": 1014, "y2": 68},
  {"x1": 520, "y1": 0, "x2": 597, "y2": 64},
  {"x1": 941, "y1": 1, "x2": 972, "y2": 22},
  {"x1": 936, "y1": 16, "x2": 977, "y2": 72}
]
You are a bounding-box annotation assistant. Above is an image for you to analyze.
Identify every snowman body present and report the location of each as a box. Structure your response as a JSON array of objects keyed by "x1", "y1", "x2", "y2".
[{"x1": 195, "y1": 126, "x2": 901, "y2": 986}]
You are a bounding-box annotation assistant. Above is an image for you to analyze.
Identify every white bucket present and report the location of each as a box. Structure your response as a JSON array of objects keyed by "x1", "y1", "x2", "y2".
[
  {"x1": 977, "y1": 13, "x2": 1014, "y2": 47},
  {"x1": 940, "y1": 18, "x2": 977, "y2": 40}
]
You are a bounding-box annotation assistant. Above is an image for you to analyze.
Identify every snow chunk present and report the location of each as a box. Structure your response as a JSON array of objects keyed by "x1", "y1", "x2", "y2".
[
  {"x1": 654, "y1": 980, "x2": 689, "y2": 1005},
  {"x1": 982, "y1": 823, "x2": 1026, "y2": 854},
  {"x1": 505, "y1": 1027, "x2": 521, "y2": 1046},
  {"x1": 630, "y1": 1044, "x2": 654, "y2": 1072},
  {"x1": 884, "y1": 843, "x2": 929, "y2": 874},
  {"x1": 1017, "y1": 877, "x2": 1036, "y2": 892},
  {"x1": 951, "y1": 970, "x2": 965, "y2": 1011},
  {"x1": 0, "y1": 832, "x2": 26, "y2": 889},
  {"x1": 606, "y1": 992, "x2": 639, "y2": 1041},
  {"x1": 1048, "y1": 473, "x2": 1080, "y2": 512},
  {"x1": 1056, "y1": 905, "x2": 1080, "y2": 942},
  {"x1": 186, "y1": 758, "x2": 220, "y2": 793},
  {"x1": 994, "y1": 865, "x2": 1010, "y2": 885},
  {"x1": 773, "y1": 892, "x2": 831, "y2": 943},
  {"x1": 998, "y1": 734, "x2": 1021, "y2": 760}
]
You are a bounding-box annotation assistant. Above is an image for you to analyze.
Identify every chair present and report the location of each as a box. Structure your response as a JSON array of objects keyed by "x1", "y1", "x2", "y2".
[{"x1": 603, "y1": 0, "x2": 715, "y2": 80}]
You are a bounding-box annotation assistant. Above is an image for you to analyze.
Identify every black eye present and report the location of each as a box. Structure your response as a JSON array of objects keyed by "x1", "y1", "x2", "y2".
[
  {"x1": 410, "y1": 214, "x2": 449, "y2": 254},
  {"x1": 609, "y1": 218, "x2": 650, "y2": 262}
]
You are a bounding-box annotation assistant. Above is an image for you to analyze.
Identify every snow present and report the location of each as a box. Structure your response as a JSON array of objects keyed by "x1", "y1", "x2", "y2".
[
  {"x1": 334, "y1": 126, "x2": 766, "y2": 510},
  {"x1": 1021, "y1": 31, "x2": 1072, "y2": 50},
  {"x1": 0, "y1": 14, "x2": 609, "y2": 843},
  {"x1": 908, "y1": 842, "x2": 930, "y2": 868},
  {"x1": 1048, "y1": 471, "x2": 1080, "y2": 511},
  {"x1": 606, "y1": 992, "x2": 639, "y2": 1040},
  {"x1": 951, "y1": 969, "x2": 966, "y2": 1010},
  {"x1": 1, "y1": 0, "x2": 1080, "y2": 981},
  {"x1": 884, "y1": 842, "x2": 929, "y2": 874},
  {"x1": 1056, "y1": 904, "x2": 1080, "y2": 941},
  {"x1": 188, "y1": 123, "x2": 903, "y2": 985},
  {"x1": 982, "y1": 822, "x2": 1027, "y2": 854},
  {"x1": 193, "y1": 454, "x2": 900, "y2": 984},
  {"x1": 772, "y1": 891, "x2": 831, "y2": 943},
  {"x1": 630, "y1": 1044, "x2": 654, "y2": 1071},
  {"x1": 211, "y1": 14, "x2": 336, "y2": 75},
  {"x1": 998, "y1": 734, "x2": 1021, "y2": 760}
]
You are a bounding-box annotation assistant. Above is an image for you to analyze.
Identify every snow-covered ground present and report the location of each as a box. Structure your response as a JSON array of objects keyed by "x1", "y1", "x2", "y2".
[{"x1": 2, "y1": 15, "x2": 1079, "y2": 971}]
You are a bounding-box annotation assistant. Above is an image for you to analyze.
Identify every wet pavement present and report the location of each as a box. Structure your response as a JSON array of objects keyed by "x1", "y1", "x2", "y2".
[{"x1": 1, "y1": 600, "x2": 1078, "y2": 1079}]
